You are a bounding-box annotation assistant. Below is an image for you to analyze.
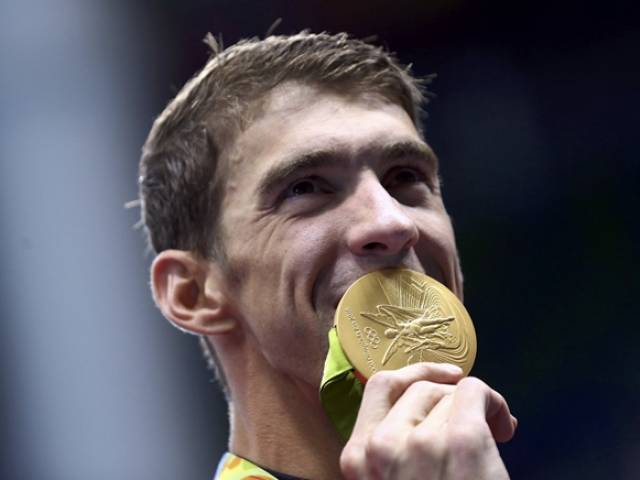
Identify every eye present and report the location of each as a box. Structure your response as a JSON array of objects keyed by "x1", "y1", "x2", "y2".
[
  {"x1": 384, "y1": 167, "x2": 427, "y2": 189},
  {"x1": 282, "y1": 177, "x2": 329, "y2": 199}
]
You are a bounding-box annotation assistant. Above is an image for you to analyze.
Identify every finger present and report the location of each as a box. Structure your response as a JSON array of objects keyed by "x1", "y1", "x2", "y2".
[
  {"x1": 397, "y1": 393, "x2": 453, "y2": 478},
  {"x1": 344, "y1": 366, "x2": 461, "y2": 480},
  {"x1": 449, "y1": 377, "x2": 516, "y2": 443},
  {"x1": 362, "y1": 382, "x2": 456, "y2": 478},
  {"x1": 381, "y1": 381, "x2": 456, "y2": 428},
  {"x1": 350, "y1": 363, "x2": 464, "y2": 439},
  {"x1": 414, "y1": 390, "x2": 454, "y2": 434}
]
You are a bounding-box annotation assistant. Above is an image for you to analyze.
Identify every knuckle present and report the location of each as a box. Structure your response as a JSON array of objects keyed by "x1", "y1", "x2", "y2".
[
  {"x1": 366, "y1": 429, "x2": 396, "y2": 463},
  {"x1": 364, "y1": 429, "x2": 399, "y2": 479},
  {"x1": 446, "y1": 426, "x2": 485, "y2": 455},
  {"x1": 405, "y1": 381, "x2": 441, "y2": 406},
  {"x1": 340, "y1": 443, "x2": 364, "y2": 479}
]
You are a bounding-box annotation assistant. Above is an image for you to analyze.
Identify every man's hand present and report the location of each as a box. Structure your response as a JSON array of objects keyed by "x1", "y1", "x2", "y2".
[{"x1": 339, "y1": 363, "x2": 517, "y2": 479}]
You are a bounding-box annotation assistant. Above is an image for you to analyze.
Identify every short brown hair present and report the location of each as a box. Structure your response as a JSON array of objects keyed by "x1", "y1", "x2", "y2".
[{"x1": 139, "y1": 31, "x2": 430, "y2": 259}]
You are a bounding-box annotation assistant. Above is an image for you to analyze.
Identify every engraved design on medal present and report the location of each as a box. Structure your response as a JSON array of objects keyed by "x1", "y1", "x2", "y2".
[
  {"x1": 363, "y1": 327, "x2": 380, "y2": 349},
  {"x1": 360, "y1": 274, "x2": 470, "y2": 366},
  {"x1": 345, "y1": 307, "x2": 378, "y2": 374}
]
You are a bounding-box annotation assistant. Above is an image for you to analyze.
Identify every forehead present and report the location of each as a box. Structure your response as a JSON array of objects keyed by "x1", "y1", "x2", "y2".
[{"x1": 223, "y1": 83, "x2": 421, "y2": 179}]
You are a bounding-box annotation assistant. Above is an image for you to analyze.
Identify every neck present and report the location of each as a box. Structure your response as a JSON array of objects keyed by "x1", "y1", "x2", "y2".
[{"x1": 223, "y1": 341, "x2": 344, "y2": 480}]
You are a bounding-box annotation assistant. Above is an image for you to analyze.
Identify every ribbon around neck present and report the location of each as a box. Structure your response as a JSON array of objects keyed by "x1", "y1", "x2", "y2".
[{"x1": 319, "y1": 327, "x2": 364, "y2": 441}]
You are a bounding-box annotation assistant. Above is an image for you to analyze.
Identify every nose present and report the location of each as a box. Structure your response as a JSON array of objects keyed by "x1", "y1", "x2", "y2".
[{"x1": 345, "y1": 174, "x2": 419, "y2": 257}]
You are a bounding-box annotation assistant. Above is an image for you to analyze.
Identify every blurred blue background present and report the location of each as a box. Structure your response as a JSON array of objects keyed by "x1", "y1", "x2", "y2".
[{"x1": 1, "y1": 0, "x2": 638, "y2": 478}]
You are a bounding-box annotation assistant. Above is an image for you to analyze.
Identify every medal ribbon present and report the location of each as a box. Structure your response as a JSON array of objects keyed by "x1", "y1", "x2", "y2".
[
  {"x1": 319, "y1": 327, "x2": 364, "y2": 441},
  {"x1": 214, "y1": 452, "x2": 278, "y2": 479}
]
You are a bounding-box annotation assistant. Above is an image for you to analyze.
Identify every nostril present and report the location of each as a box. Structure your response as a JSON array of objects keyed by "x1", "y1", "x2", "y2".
[{"x1": 363, "y1": 242, "x2": 387, "y2": 251}]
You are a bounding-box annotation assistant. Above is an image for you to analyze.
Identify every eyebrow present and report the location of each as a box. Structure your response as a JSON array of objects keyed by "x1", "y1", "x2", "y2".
[
  {"x1": 377, "y1": 140, "x2": 438, "y2": 169},
  {"x1": 257, "y1": 139, "x2": 437, "y2": 197},
  {"x1": 258, "y1": 147, "x2": 345, "y2": 197}
]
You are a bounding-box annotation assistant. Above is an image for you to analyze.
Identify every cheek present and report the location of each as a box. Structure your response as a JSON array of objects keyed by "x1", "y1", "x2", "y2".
[
  {"x1": 224, "y1": 216, "x2": 339, "y2": 315},
  {"x1": 219, "y1": 219, "x2": 287, "y2": 319},
  {"x1": 415, "y1": 213, "x2": 459, "y2": 284},
  {"x1": 224, "y1": 218, "x2": 338, "y2": 382}
]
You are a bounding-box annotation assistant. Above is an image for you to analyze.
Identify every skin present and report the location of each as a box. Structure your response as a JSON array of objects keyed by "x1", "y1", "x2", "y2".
[{"x1": 151, "y1": 83, "x2": 516, "y2": 479}]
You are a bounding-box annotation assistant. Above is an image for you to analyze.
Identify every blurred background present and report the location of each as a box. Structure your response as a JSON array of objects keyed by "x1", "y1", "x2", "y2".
[{"x1": 1, "y1": 0, "x2": 637, "y2": 478}]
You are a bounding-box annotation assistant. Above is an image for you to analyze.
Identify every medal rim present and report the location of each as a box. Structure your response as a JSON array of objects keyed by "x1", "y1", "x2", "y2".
[{"x1": 334, "y1": 268, "x2": 477, "y2": 377}]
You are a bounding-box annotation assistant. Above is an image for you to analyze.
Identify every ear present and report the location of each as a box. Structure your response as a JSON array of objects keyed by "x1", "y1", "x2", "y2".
[{"x1": 150, "y1": 250, "x2": 236, "y2": 335}]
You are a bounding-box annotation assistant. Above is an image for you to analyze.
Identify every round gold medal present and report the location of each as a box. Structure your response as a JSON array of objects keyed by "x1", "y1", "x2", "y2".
[{"x1": 335, "y1": 269, "x2": 476, "y2": 378}]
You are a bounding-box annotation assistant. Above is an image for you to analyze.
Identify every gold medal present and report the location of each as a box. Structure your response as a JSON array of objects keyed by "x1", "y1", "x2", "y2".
[{"x1": 335, "y1": 269, "x2": 476, "y2": 378}]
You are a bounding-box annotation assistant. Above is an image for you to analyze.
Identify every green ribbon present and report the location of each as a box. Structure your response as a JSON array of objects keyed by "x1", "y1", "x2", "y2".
[{"x1": 319, "y1": 327, "x2": 364, "y2": 441}]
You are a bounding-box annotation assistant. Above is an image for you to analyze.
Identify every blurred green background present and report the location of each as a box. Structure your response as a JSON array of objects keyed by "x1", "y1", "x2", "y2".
[{"x1": 1, "y1": 0, "x2": 637, "y2": 478}]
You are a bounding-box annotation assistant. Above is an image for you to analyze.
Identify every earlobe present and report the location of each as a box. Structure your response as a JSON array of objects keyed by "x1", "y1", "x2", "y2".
[{"x1": 151, "y1": 250, "x2": 237, "y2": 335}]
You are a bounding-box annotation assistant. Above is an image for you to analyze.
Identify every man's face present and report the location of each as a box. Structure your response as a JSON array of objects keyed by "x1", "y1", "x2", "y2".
[{"x1": 216, "y1": 83, "x2": 462, "y2": 387}]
